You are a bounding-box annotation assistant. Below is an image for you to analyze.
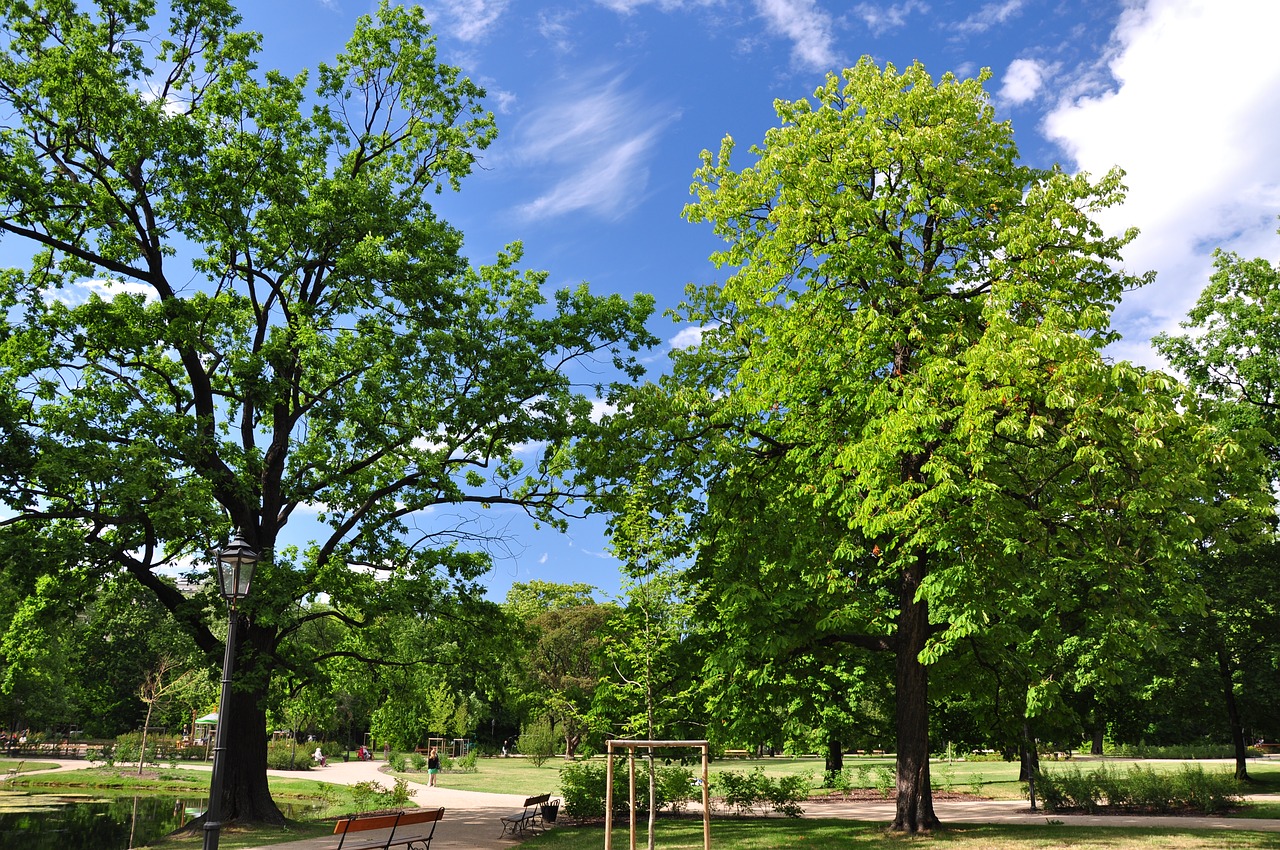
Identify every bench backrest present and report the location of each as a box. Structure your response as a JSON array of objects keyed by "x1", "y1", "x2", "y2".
[
  {"x1": 332, "y1": 807, "x2": 444, "y2": 849},
  {"x1": 522, "y1": 794, "x2": 551, "y2": 807}
]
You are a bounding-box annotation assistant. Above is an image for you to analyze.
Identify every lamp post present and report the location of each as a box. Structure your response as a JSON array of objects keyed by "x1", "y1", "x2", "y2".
[{"x1": 203, "y1": 529, "x2": 258, "y2": 850}]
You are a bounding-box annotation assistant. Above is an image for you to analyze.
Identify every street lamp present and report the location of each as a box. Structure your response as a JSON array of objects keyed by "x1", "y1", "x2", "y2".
[{"x1": 204, "y1": 529, "x2": 258, "y2": 850}]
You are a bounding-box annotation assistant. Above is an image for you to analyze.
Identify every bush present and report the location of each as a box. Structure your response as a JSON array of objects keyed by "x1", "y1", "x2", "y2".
[
  {"x1": 454, "y1": 750, "x2": 479, "y2": 773},
  {"x1": 112, "y1": 732, "x2": 157, "y2": 767},
  {"x1": 350, "y1": 778, "x2": 412, "y2": 812},
  {"x1": 410, "y1": 752, "x2": 427, "y2": 771},
  {"x1": 558, "y1": 760, "x2": 695, "y2": 819},
  {"x1": 712, "y1": 768, "x2": 807, "y2": 818},
  {"x1": 1035, "y1": 764, "x2": 1241, "y2": 814},
  {"x1": 519, "y1": 718, "x2": 561, "y2": 767},
  {"x1": 559, "y1": 761, "x2": 610, "y2": 819},
  {"x1": 389, "y1": 751, "x2": 409, "y2": 772},
  {"x1": 655, "y1": 765, "x2": 696, "y2": 814},
  {"x1": 266, "y1": 741, "x2": 311, "y2": 770}
]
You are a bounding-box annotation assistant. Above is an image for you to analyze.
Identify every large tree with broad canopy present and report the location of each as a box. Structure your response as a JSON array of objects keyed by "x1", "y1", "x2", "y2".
[
  {"x1": 581, "y1": 59, "x2": 1257, "y2": 831},
  {"x1": 0, "y1": 0, "x2": 653, "y2": 826}
]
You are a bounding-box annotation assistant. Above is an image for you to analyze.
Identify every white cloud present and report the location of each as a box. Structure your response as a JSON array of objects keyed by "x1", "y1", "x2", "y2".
[
  {"x1": 754, "y1": 0, "x2": 840, "y2": 73},
  {"x1": 669, "y1": 324, "x2": 710, "y2": 349},
  {"x1": 418, "y1": 0, "x2": 509, "y2": 42},
  {"x1": 46, "y1": 278, "x2": 156, "y2": 306},
  {"x1": 999, "y1": 58, "x2": 1047, "y2": 105},
  {"x1": 1041, "y1": 0, "x2": 1280, "y2": 367},
  {"x1": 956, "y1": 0, "x2": 1024, "y2": 35},
  {"x1": 593, "y1": 0, "x2": 712, "y2": 13},
  {"x1": 854, "y1": 1, "x2": 928, "y2": 37},
  {"x1": 514, "y1": 74, "x2": 676, "y2": 221},
  {"x1": 590, "y1": 399, "x2": 617, "y2": 423}
]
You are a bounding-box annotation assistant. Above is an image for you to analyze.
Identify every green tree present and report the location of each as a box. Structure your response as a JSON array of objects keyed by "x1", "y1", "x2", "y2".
[
  {"x1": 1156, "y1": 241, "x2": 1280, "y2": 464},
  {"x1": 586, "y1": 60, "x2": 1246, "y2": 831},
  {"x1": 1155, "y1": 233, "x2": 1280, "y2": 778},
  {"x1": 0, "y1": 0, "x2": 653, "y2": 826}
]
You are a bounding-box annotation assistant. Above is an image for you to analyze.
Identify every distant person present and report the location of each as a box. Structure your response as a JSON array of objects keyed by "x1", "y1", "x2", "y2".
[
  {"x1": 313, "y1": 746, "x2": 326, "y2": 767},
  {"x1": 427, "y1": 747, "x2": 440, "y2": 787}
]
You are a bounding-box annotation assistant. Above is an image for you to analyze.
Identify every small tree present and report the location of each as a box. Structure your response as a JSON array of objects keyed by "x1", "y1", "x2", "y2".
[{"x1": 137, "y1": 656, "x2": 202, "y2": 774}]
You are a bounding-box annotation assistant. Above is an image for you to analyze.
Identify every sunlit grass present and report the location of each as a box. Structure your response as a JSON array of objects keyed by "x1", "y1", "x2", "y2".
[{"x1": 526, "y1": 818, "x2": 1280, "y2": 849}]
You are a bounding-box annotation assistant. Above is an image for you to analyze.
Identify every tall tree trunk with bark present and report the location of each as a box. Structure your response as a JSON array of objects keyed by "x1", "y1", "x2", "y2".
[
  {"x1": 825, "y1": 737, "x2": 844, "y2": 785},
  {"x1": 188, "y1": 618, "x2": 285, "y2": 830},
  {"x1": 892, "y1": 552, "x2": 939, "y2": 832},
  {"x1": 1217, "y1": 644, "x2": 1250, "y2": 781}
]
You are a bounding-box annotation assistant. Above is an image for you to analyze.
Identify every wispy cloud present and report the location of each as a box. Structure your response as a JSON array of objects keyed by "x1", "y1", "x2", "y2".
[
  {"x1": 1041, "y1": 0, "x2": 1280, "y2": 367},
  {"x1": 854, "y1": 0, "x2": 929, "y2": 37},
  {"x1": 955, "y1": 0, "x2": 1024, "y2": 35},
  {"x1": 418, "y1": 0, "x2": 509, "y2": 42},
  {"x1": 593, "y1": 0, "x2": 713, "y2": 13},
  {"x1": 513, "y1": 73, "x2": 676, "y2": 221},
  {"x1": 754, "y1": 0, "x2": 840, "y2": 73}
]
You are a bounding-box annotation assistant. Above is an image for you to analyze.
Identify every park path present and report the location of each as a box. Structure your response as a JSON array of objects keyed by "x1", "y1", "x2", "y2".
[{"x1": 9, "y1": 758, "x2": 1280, "y2": 847}]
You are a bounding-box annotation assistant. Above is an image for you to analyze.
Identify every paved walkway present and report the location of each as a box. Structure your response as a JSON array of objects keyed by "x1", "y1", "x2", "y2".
[{"x1": 9, "y1": 759, "x2": 1280, "y2": 848}]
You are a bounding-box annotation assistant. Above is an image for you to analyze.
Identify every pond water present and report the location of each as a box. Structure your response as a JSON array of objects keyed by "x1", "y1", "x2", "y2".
[{"x1": 0, "y1": 788, "x2": 323, "y2": 850}]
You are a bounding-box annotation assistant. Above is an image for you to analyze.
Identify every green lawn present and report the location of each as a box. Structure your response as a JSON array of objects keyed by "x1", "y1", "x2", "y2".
[
  {"x1": 16, "y1": 754, "x2": 1280, "y2": 849},
  {"x1": 390, "y1": 752, "x2": 1280, "y2": 807},
  {"x1": 524, "y1": 819, "x2": 1280, "y2": 849}
]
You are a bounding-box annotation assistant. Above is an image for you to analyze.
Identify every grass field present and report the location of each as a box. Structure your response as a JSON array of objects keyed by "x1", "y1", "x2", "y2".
[
  {"x1": 12, "y1": 753, "x2": 1280, "y2": 848},
  {"x1": 404, "y1": 752, "x2": 1280, "y2": 805},
  {"x1": 523, "y1": 819, "x2": 1280, "y2": 849}
]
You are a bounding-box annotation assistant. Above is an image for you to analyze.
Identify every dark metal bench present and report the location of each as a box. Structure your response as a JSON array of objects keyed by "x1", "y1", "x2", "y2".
[
  {"x1": 330, "y1": 807, "x2": 444, "y2": 850},
  {"x1": 499, "y1": 793, "x2": 554, "y2": 838}
]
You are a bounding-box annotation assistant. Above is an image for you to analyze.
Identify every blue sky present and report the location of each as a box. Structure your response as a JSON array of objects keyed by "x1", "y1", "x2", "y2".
[
  {"x1": 237, "y1": 0, "x2": 1280, "y2": 601},
  {"x1": 12, "y1": 1, "x2": 1280, "y2": 603}
]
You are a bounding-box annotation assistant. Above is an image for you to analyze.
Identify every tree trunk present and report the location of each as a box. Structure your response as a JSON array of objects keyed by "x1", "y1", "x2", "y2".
[
  {"x1": 188, "y1": 619, "x2": 285, "y2": 830},
  {"x1": 825, "y1": 737, "x2": 843, "y2": 786},
  {"x1": 1091, "y1": 722, "x2": 1104, "y2": 756},
  {"x1": 1017, "y1": 725, "x2": 1039, "y2": 783},
  {"x1": 1217, "y1": 644, "x2": 1250, "y2": 781},
  {"x1": 892, "y1": 553, "x2": 939, "y2": 832}
]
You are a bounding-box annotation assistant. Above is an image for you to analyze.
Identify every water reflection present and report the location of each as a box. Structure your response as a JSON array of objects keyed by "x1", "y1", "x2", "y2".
[{"x1": 0, "y1": 788, "x2": 321, "y2": 849}]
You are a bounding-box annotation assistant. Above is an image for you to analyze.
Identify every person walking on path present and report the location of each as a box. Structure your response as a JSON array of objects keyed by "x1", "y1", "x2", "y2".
[{"x1": 427, "y1": 746, "x2": 440, "y2": 787}]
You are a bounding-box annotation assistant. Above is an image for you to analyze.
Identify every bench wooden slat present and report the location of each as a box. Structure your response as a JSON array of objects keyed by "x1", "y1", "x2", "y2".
[{"x1": 331, "y1": 807, "x2": 443, "y2": 850}]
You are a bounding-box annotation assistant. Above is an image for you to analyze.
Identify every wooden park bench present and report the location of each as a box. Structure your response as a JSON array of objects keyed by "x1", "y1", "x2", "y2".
[
  {"x1": 330, "y1": 807, "x2": 444, "y2": 850},
  {"x1": 499, "y1": 793, "x2": 555, "y2": 838},
  {"x1": 723, "y1": 749, "x2": 748, "y2": 758}
]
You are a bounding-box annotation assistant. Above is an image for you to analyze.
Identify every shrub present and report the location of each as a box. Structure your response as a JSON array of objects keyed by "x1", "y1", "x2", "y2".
[
  {"x1": 410, "y1": 752, "x2": 427, "y2": 771},
  {"x1": 266, "y1": 741, "x2": 311, "y2": 770},
  {"x1": 559, "y1": 761, "x2": 610, "y2": 819},
  {"x1": 872, "y1": 766, "x2": 895, "y2": 798},
  {"x1": 519, "y1": 718, "x2": 561, "y2": 767},
  {"x1": 390, "y1": 751, "x2": 409, "y2": 772},
  {"x1": 1036, "y1": 764, "x2": 1241, "y2": 814},
  {"x1": 827, "y1": 767, "x2": 852, "y2": 798},
  {"x1": 656, "y1": 766, "x2": 696, "y2": 814},
  {"x1": 350, "y1": 778, "x2": 412, "y2": 811},
  {"x1": 559, "y1": 759, "x2": 694, "y2": 819},
  {"x1": 112, "y1": 732, "x2": 157, "y2": 766},
  {"x1": 1174, "y1": 764, "x2": 1239, "y2": 814},
  {"x1": 712, "y1": 768, "x2": 807, "y2": 818},
  {"x1": 454, "y1": 750, "x2": 479, "y2": 773}
]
